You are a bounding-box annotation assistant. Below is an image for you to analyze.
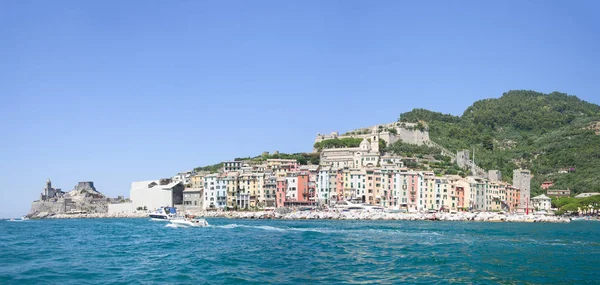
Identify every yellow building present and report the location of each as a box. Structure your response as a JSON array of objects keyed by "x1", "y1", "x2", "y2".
[{"x1": 225, "y1": 172, "x2": 240, "y2": 208}]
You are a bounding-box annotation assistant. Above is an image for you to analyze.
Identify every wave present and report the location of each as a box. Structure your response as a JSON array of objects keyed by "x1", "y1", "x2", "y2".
[
  {"x1": 211, "y1": 224, "x2": 443, "y2": 237},
  {"x1": 212, "y1": 224, "x2": 286, "y2": 231},
  {"x1": 165, "y1": 223, "x2": 188, "y2": 228}
]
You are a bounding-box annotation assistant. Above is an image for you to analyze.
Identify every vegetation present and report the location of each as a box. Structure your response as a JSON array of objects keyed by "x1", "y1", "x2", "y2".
[
  {"x1": 194, "y1": 163, "x2": 223, "y2": 173},
  {"x1": 398, "y1": 90, "x2": 600, "y2": 196},
  {"x1": 313, "y1": 137, "x2": 364, "y2": 151},
  {"x1": 255, "y1": 152, "x2": 320, "y2": 165},
  {"x1": 195, "y1": 152, "x2": 320, "y2": 173},
  {"x1": 387, "y1": 140, "x2": 441, "y2": 157},
  {"x1": 552, "y1": 195, "x2": 600, "y2": 215}
]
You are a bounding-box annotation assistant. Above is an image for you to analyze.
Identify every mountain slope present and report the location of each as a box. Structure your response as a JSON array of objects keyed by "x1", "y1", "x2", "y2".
[{"x1": 399, "y1": 90, "x2": 600, "y2": 196}]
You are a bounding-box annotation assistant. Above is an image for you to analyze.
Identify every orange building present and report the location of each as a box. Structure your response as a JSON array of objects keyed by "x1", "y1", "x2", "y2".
[{"x1": 297, "y1": 172, "x2": 310, "y2": 202}]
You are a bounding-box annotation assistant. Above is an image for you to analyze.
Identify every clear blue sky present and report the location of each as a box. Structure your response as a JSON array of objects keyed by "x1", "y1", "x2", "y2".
[{"x1": 1, "y1": 0, "x2": 599, "y2": 218}]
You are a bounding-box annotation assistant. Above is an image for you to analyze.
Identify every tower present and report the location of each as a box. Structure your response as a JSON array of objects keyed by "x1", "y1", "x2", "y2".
[{"x1": 513, "y1": 169, "x2": 531, "y2": 209}]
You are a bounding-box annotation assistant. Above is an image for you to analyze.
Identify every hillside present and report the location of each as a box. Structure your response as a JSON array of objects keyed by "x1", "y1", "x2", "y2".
[{"x1": 399, "y1": 90, "x2": 600, "y2": 196}]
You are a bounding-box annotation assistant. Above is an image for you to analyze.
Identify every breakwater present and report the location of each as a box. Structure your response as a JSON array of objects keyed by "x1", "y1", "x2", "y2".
[{"x1": 40, "y1": 210, "x2": 570, "y2": 223}]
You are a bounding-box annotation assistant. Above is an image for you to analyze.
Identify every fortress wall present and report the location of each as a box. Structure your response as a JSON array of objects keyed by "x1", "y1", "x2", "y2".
[
  {"x1": 30, "y1": 200, "x2": 65, "y2": 215},
  {"x1": 397, "y1": 128, "x2": 429, "y2": 145},
  {"x1": 314, "y1": 127, "x2": 429, "y2": 152}
]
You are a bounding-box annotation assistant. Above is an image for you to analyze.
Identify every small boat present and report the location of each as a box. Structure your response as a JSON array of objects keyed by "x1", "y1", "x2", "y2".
[
  {"x1": 7, "y1": 216, "x2": 29, "y2": 222},
  {"x1": 571, "y1": 216, "x2": 590, "y2": 221},
  {"x1": 169, "y1": 217, "x2": 209, "y2": 227},
  {"x1": 148, "y1": 207, "x2": 178, "y2": 221}
]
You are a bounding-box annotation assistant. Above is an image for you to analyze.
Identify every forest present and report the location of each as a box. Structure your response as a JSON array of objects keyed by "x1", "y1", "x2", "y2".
[{"x1": 398, "y1": 90, "x2": 600, "y2": 196}]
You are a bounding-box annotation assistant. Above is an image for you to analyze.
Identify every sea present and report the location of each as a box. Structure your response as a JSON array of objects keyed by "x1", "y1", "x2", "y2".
[{"x1": 0, "y1": 218, "x2": 598, "y2": 285}]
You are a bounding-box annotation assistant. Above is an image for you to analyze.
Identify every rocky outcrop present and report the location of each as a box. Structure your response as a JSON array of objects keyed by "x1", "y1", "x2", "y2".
[{"x1": 27, "y1": 181, "x2": 110, "y2": 219}]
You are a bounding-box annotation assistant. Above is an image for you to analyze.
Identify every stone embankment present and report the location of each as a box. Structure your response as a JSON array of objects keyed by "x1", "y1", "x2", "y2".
[
  {"x1": 30, "y1": 210, "x2": 570, "y2": 223},
  {"x1": 192, "y1": 210, "x2": 571, "y2": 223}
]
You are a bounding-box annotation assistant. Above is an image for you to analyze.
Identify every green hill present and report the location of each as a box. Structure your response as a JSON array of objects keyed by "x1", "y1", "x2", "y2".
[{"x1": 399, "y1": 90, "x2": 600, "y2": 196}]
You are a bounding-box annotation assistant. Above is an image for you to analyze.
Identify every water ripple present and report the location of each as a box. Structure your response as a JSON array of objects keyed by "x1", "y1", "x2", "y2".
[{"x1": 0, "y1": 219, "x2": 598, "y2": 284}]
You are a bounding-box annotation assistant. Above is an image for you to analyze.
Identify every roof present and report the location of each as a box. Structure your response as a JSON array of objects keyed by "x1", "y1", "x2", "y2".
[
  {"x1": 531, "y1": 194, "x2": 551, "y2": 200},
  {"x1": 574, "y1": 192, "x2": 600, "y2": 198},
  {"x1": 183, "y1": 188, "x2": 202, "y2": 192},
  {"x1": 131, "y1": 180, "x2": 181, "y2": 190}
]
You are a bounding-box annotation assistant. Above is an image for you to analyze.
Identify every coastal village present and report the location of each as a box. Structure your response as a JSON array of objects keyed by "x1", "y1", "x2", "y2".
[{"x1": 28, "y1": 121, "x2": 595, "y2": 221}]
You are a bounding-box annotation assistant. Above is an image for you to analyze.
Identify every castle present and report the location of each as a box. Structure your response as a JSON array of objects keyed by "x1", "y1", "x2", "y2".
[
  {"x1": 313, "y1": 121, "x2": 430, "y2": 152},
  {"x1": 29, "y1": 180, "x2": 109, "y2": 218},
  {"x1": 40, "y1": 179, "x2": 64, "y2": 201}
]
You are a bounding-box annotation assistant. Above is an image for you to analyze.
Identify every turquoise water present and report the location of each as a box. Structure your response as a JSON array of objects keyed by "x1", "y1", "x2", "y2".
[{"x1": 0, "y1": 219, "x2": 598, "y2": 284}]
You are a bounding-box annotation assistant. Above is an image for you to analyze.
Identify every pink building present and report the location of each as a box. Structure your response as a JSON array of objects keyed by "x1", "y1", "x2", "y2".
[
  {"x1": 407, "y1": 172, "x2": 420, "y2": 210},
  {"x1": 276, "y1": 178, "x2": 287, "y2": 208},
  {"x1": 541, "y1": 181, "x2": 554, "y2": 190},
  {"x1": 456, "y1": 186, "x2": 465, "y2": 210}
]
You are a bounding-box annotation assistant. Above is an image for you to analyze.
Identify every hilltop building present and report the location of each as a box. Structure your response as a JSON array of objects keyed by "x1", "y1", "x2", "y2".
[
  {"x1": 488, "y1": 170, "x2": 502, "y2": 182},
  {"x1": 320, "y1": 137, "x2": 381, "y2": 168},
  {"x1": 40, "y1": 179, "x2": 65, "y2": 201},
  {"x1": 541, "y1": 181, "x2": 554, "y2": 190},
  {"x1": 546, "y1": 189, "x2": 570, "y2": 198},
  {"x1": 314, "y1": 122, "x2": 429, "y2": 152}
]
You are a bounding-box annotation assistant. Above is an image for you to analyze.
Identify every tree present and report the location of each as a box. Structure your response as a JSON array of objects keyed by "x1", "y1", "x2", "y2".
[
  {"x1": 482, "y1": 135, "x2": 494, "y2": 151},
  {"x1": 379, "y1": 140, "x2": 387, "y2": 155}
]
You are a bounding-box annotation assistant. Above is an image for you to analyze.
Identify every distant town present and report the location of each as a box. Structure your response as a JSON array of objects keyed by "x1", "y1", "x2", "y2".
[{"x1": 28, "y1": 121, "x2": 598, "y2": 218}]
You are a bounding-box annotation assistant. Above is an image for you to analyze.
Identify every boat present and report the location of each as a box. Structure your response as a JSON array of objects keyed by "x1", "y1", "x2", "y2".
[
  {"x1": 169, "y1": 217, "x2": 209, "y2": 227},
  {"x1": 148, "y1": 207, "x2": 179, "y2": 221},
  {"x1": 360, "y1": 203, "x2": 385, "y2": 211},
  {"x1": 7, "y1": 216, "x2": 29, "y2": 222},
  {"x1": 334, "y1": 201, "x2": 365, "y2": 211},
  {"x1": 571, "y1": 216, "x2": 591, "y2": 221}
]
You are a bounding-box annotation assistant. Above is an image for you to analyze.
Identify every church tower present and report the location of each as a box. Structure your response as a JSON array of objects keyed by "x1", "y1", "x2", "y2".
[{"x1": 371, "y1": 135, "x2": 380, "y2": 153}]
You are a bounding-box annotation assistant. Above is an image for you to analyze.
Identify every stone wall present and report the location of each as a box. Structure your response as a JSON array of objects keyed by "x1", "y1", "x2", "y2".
[
  {"x1": 314, "y1": 122, "x2": 430, "y2": 152},
  {"x1": 29, "y1": 200, "x2": 65, "y2": 215}
]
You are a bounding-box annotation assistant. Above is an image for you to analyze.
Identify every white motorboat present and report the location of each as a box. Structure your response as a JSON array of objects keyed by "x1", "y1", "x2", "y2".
[
  {"x1": 334, "y1": 201, "x2": 365, "y2": 210},
  {"x1": 148, "y1": 207, "x2": 179, "y2": 221},
  {"x1": 8, "y1": 216, "x2": 29, "y2": 222},
  {"x1": 360, "y1": 203, "x2": 385, "y2": 211},
  {"x1": 169, "y1": 217, "x2": 209, "y2": 227}
]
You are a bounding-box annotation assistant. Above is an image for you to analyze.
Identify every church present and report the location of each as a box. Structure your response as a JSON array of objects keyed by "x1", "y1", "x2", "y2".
[{"x1": 319, "y1": 135, "x2": 381, "y2": 169}]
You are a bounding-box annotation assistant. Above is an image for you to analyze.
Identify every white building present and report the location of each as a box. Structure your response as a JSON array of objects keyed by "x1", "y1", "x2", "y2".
[
  {"x1": 203, "y1": 174, "x2": 227, "y2": 209},
  {"x1": 108, "y1": 202, "x2": 134, "y2": 214},
  {"x1": 285, "y1": 175, "x2": 297, "y2": 201},
  {"x1": 316, "y1": 166, "x2": 334, "y2": 204},
  {"x1": 130, "y1": 180, "x2": 184, "y2": 212},
  {"x1": 348, "y1": 169, "x2": 366, "y2": 201},
  {"x1": 171, "y1": 171, "x2": 192, "y2": 186},
  {"x1": 531, "y1": 194, "x2": 551, "y2": 211},
  {"x1": 319, "y1": 137, "x2": 381, "y2": 168}
]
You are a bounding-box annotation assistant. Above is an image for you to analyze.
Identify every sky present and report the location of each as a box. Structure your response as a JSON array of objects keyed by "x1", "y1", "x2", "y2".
[{"x1": 1, "y1": 0, "x2": 599, "y2": 218}]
